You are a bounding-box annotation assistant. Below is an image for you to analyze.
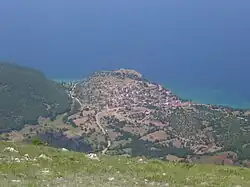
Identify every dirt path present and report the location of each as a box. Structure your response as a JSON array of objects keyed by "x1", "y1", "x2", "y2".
[
  {"x1": 69, "y1": 82, "x2": 82, "y2": 109},
  {"x1": 95, "y1": 110, "x2": 113, "y2": 154},
  {"x1": 69, "y1": 82, "x2": 111, "y2": 154},
  {"x1": 69, "y1": 84, "x2": 150, "y2": 155}
]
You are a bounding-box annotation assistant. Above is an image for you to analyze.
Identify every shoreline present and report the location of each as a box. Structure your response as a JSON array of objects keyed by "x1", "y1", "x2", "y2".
[
  {"x1": 52, "y1": 79, "x2": 80, "y2": 83},
  {"x1": 52, "y1": 77, "x2": 250, "y2": 110},
  {"x1": 166, "y1": 85, "x2": 250, "y2": 110}
]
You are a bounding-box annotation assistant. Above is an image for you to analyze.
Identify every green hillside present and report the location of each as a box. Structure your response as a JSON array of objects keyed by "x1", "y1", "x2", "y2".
[
  {"x1": 0, "y1": 141, "x2": 249, "y2": 187},
  {"x1": 0, "y1": 63, "x2": 71, "y2": 130}
]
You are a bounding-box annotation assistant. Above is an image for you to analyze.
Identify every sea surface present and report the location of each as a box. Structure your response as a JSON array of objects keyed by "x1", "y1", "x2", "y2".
[{"x1": 0, "y1": 1, "x2": 250, "y2": 109}]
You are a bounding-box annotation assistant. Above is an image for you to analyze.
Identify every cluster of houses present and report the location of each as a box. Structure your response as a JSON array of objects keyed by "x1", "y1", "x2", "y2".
[{"x1": 99, "y1": 78, "x2": 191, "y2": 110}]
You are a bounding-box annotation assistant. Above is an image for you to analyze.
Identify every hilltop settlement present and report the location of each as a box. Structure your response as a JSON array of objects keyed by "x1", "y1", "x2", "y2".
[
  {"x1": 63, "y1": 69, "x2": 250, "y2": 166},
  {"x1": 1, "y1": 65, "x2": 250, "y2": 167}
]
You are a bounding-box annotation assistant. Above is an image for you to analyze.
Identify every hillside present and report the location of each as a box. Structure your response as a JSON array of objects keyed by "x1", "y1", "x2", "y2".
[
  {"x1": 0, "y1": 63, "x2": 71, "y2": 131},
  {"x1": 0, "y1": 141, "x2": 249, "y2": 187},
  {"x1": 1, "y1": 68, "x2": 250, "y2": 166},
  {"x1": 67, "y1": 69, "x2": 250, "y2": 164}
]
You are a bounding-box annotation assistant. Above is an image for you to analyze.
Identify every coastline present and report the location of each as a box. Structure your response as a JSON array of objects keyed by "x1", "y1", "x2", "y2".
[
  {"x1": 52, "y1": 77, "x2": 250, "y2": 110},
  {"x1": 53, "y1": 79, "x2": 80, "y2": 83},
  {"x1": 166, "y1": 85, "x2": 250, "y2": 110}
]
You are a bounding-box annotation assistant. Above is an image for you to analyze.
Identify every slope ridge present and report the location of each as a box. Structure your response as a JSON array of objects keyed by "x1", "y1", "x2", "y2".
[
  {"x1": 0, "y1": 63, "x2": 71, "y2": 131},
  {"x1": 68, "y1": 69, "x2": 250, "y2": 164}
]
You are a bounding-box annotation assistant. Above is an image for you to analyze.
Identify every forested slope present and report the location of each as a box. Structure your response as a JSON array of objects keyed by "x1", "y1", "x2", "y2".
[{"x1": 0, "y1": 63, "x2": 71, "y2": 130}]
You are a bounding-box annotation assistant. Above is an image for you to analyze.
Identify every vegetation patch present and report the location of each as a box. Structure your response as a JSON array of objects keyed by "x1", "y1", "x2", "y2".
[
  {"x1": 0, "y1": 141, "x2": 250, "y2": 187},
  {"x1": 0, "y1": 63, "x2": 71, "y2": 131}
]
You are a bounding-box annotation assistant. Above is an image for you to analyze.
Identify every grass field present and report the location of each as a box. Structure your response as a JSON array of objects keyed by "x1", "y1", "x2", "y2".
[{"x1": 0, "y1": 141, "x2": 249, "y2": 187}]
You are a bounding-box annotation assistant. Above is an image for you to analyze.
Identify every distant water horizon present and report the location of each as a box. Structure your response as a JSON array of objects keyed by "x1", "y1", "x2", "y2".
[{"x1": 1, "y1": 1, "x2": 250, "y2": 110}]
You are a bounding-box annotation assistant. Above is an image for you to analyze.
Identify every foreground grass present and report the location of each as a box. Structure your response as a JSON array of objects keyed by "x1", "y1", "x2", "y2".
[{"x1": 0, "y1": 141, "x2": 249, "y2": 187}]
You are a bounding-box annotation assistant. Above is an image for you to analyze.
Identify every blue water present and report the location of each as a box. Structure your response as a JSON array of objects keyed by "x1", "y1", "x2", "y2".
[{"x1": 0, "y1": 1, "x2": 250, "y2": 109}]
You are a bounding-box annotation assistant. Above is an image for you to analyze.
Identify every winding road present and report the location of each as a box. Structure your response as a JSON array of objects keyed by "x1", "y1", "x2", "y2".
[
  {"x1": 69, "y1": 82, "x2": 82, "y2": 109},
  {"x1": 95, "y1": 110, "x2": 112, "y2": 154},
  {"x1": 69, "y1": 82, "x2": 111, "y2": 154}
]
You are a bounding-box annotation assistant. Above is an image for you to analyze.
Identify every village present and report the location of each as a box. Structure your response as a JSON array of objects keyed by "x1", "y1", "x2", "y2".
[{"x1": 65, "y1": 69, "x2": 224, "y2": 159}]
